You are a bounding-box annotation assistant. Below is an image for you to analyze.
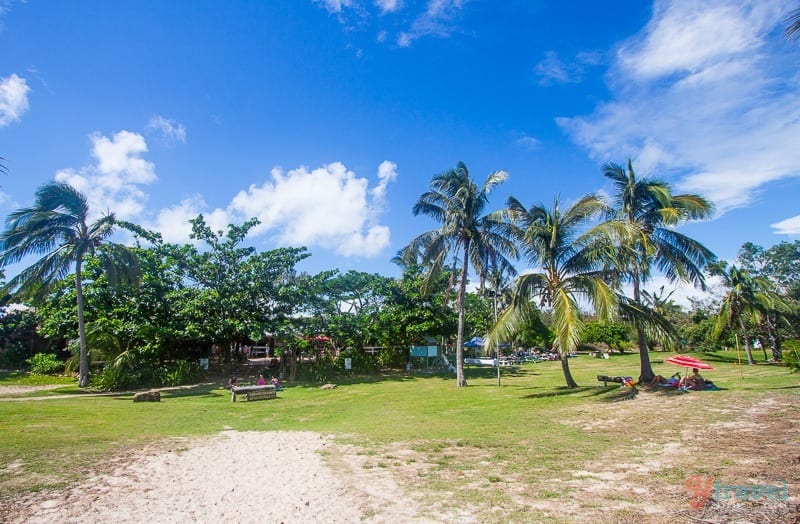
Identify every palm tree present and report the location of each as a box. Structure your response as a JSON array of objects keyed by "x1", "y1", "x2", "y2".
[
  {"x1": 786, "y1": 7, "x2": 800, "y2": 41},
  {"x1": 402, "y1": 162, "x2": 516, "y2": 387},
  {"x1": 603, "y1": 160, "x2": 715, "y2": 383},
  {"x1": 713, "y1": 265, "x2": 787, "y2": 365},
  {"x1": 0, "y1": 182, "x2": 139, "y2": 386},
  {"x1": 491, "y1": 195, "x2": 618, "y2": 388}
]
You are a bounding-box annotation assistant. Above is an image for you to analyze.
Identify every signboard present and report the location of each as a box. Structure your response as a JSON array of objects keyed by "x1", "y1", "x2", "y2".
[
  {"x1": 344, "y1": 358, "x2": 352, "y2": 370},
  {"x1": 410, "y1": 345, "x2": 438, "y2": 357}
]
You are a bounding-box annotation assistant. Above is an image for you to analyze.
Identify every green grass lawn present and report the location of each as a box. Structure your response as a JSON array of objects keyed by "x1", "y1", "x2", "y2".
[{"x1": 1, "y1": 350, "x2": 797, "y2": 521}]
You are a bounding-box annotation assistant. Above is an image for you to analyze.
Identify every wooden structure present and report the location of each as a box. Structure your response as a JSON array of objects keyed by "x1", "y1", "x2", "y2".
[{"x1": 230, "y1": 384, "x2": 276, "y2": 402}]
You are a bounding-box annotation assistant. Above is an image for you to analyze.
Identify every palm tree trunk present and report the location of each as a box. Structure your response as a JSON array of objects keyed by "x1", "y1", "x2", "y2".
[
  {"x1": 632, "y1": 271, "x2": 655, "y2": 383},
  {"x1": 455, "y1": 243, "x2": 469, "y2": 387},
  {"x1": 560, "y1": 350, "x2": 578, "y2": 388},
  {"x1": 75, "y1": 258, "x2": 90, "y2": 387},
  {"x1": 767, "y1": 319, "x2": 781, "y2": 362},
  {"x1": 738, "y1": 315, "x2": 755, "y2": 365}
]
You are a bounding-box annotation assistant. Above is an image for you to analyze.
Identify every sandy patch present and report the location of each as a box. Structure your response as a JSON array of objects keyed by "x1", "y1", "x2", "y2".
[
  {"x1": 3, "y1": 431, "x2": 441, "y2": 524},
  {"x1": 0, "y1": 385, "x2": 63, "y2": 396}
]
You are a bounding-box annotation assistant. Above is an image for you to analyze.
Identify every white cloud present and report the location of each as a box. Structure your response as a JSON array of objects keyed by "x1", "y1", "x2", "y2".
[
  {"x1": 225, "y1": 161, "x2": 397, "y2": 257},
  {"x1": 771, "y1": 215, "x2": 800, "y2": 236},
  {"x1": 372, "y1": 160, "x2": 397, "y2": 202},
  {"x1": 311, "y1": 0, "x2": 465, "y2": 47},
  {"x1": 146, "y1": 195, "x2": 231, "y2": 244},
  {"x1": 146, "y1": 115, "x2": 186, "y2": 146},
  {"x1": 375, "y1": 0, "x2": 401, "y2": 14},
  {"x1": 313, "y1": 0, "x2": 356, "y2": 14},
  {"x1": 396, "y1": 0, "x2": 466, "y2": 47},
  {"x1": 558, "y1": 0, "x2": 800, "y2": 214},
  {"x1": 514, "y1": 135, "x2": 541, "y2": 150},
  {"x1": 535, "y1": 52, "x2": 572, "y2": 85},
  {"x1": 0, "y1": 73, "x2": 30, "y2": 126},
  {"x1": 617, "y1": 0, "x2": 774, "y2": 80},
  {"x1": 535, "y1": 50, "x2": 603, "y2": 86},
  {"x1": 55, "y1": 131, "x2": 156, "y2": 219}
]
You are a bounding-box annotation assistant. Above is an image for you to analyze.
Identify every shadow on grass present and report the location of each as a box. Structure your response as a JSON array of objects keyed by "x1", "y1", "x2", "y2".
[{"x1": 521, "y1": 386, "x2": 600, "y2": 399}]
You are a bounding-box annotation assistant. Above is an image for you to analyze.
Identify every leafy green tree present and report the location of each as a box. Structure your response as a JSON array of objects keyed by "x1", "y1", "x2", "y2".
[
  {"x1": 305, "y1": 270, "x2": 394, "y2": 352},
  {"x1": 376, "y1": 264, "x2": 455, "y2": 352},
  {"x1": 713, "y1": 264, "x2": 789, "y2": 364},
  {"x1": 402, "y1": 162, "x2": 516, "y2": 387},
  {"x1": 735, "y1": 241, "x2": 798, "y2": 359},
  {"x1": 603, "y1": 160, "x2": 715, "y2": 383},
  {"x1": 0, "y1": 306, "x2": 51, "y2": 369},
  {"x1": 183, "y1": 215, "x2": 309, "y2": 356},
  {"x1": 492, "y1": 195, "x2": 618, "y2": 387},
  {"x1": 582, "y1": 321, "x2": 630, "y2": 352},
  {"x1": 0, "y1": 183, "x2": 139, "y2": 386}
]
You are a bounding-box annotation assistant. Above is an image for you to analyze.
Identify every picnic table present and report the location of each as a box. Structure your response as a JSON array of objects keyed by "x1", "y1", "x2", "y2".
[{"x1": 230, "y1": 384, "x2": 276, "y2": 402}]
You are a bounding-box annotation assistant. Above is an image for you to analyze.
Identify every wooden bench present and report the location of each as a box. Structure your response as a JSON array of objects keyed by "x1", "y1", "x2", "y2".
[
  {"x1": 231, "y1": 384, "x2": 276, "y2": 402},
  {"x1": 596, "y1": 375, "x2": 625, "y2": 386}
]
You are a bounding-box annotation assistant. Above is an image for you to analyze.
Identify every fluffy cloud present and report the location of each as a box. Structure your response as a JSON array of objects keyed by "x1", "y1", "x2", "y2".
[
  {"x1": 55, "y1": 131, "x2": 156, "y2": 219},
  {"x1": 227, "y1": 161, "x2": 397, "y2": 257},
  {"x1": 146, "y1": 195, "x2": 231, "y2": 244},
  {"x1": 771, "y1": 215, "x2": 800, "y2": 236},
  {"x1": 0, "y1": 73, "x2": 30, "y2": 126},
  {"x1": 146, "y1": 115, "x2": 186, "y2": 146},
  {"x1": 557, "y1": 0, "x2": 800, "y2": 214}
]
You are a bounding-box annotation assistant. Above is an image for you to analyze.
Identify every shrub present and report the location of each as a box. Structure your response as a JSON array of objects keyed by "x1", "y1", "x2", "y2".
[
  {"x1": 92, "y1": 351, "x2": 203, "y2": 391},
  {"x1": 25, "y1": 352, "x2": 64, "y2": 375},
  {"x1": 783, "y1": 340, "x2": 800, "y2": 372},
  {"x1": 308, "y1": 352, "x2": 338, "y2": 383}
]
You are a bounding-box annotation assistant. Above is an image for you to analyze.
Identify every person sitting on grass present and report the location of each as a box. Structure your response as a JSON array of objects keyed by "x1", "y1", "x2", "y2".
[{"x1": 680, "y1": 368, "x2": 706, "y2": 390}]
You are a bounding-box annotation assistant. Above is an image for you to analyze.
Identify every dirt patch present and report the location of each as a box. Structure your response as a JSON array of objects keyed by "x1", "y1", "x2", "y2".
[
  {"x1": 0, "y1": 385, "x2": 63, "y2": 396},
  {"x1": 333, "y1": 390, "x2": 800, "y2": 523}
]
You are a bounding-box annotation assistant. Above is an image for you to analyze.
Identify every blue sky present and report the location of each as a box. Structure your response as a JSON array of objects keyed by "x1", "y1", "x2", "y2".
[{"x1": 1, "y1": 0, "x2": 799, "y2": 303}]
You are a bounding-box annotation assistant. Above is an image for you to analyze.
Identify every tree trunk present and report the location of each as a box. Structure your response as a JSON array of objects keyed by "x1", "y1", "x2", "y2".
[
  {"x1": 636, "y1": 325, "x2": 655, "y2": 383},
  {"x1": 560, "y1": 350, "x2": 578, "y2": 388},
  {"x1": 738, "y1": 315, "x2": 755, "y2": 365},
  {"x1": 455, "y1": 243, "x2": 470, "y2": 387},
  {"x1": 75, "y1": 258, "x2": 90, "y2": 388},
  {"x1": 757, "y1": 336, "x2": 769, "y2": 362},
  {"x1": 766, "y1": 316, "x2": 782, "y2": 361},
  {"x1": 632, "y1": 272, "x2": 655, "y2": 383}
]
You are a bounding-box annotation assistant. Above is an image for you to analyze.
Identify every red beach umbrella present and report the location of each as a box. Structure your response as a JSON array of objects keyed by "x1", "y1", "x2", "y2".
[{"x1": 665, "y1": 354, "x2": 713, "y2": 370}]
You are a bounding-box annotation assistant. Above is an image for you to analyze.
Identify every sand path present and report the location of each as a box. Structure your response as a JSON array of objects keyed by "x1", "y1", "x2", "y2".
[{"x1": 6, "y1": 430, "x2": 443, "y2": 524}]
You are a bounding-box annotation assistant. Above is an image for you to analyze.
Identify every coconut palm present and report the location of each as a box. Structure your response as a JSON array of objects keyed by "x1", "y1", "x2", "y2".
[
  {"x1": 786, "y1": 7, "x2": 800, "y2": 41},
  {"x1": 0, "y1": 182, "x2": 139, "y2": 386},
  {"x1": 402, "y1": 162, "x2": 517, "y2": 387},
  {"x1": 713, "y1": 265, "x2": 788, "y2": 365},
  {"x1": 603, "y1": 160, "x2": 715, "y2": 383},
  {"x1": 491, "y1": 195, "x2": 618, "y2": 388}
]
